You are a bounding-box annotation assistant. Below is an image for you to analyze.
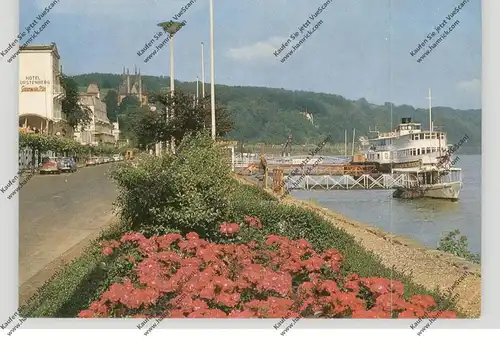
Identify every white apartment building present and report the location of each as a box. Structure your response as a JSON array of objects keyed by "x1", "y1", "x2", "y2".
[
  {"x1": 75, "y1": 84, "x2": 115, "y2": 145},
  {"x1": 19, "y1": 43, "x2": 68, "y2": 135}
]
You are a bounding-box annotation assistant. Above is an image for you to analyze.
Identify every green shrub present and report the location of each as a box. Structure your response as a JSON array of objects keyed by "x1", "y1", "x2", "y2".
[
  {"x1": 20, "y1": 222, "x2": 129, "y2": 318},
  {"x1": 437, "y1": 229, "x2": 480, "y2": 264},
  {"x1": 111, "y1": 133, "x2": 235, "y2": 238}
]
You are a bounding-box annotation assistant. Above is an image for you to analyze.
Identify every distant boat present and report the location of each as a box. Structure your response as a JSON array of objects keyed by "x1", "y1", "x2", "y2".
[
  {"x1": 392, "y1": 166, "x2": 462, "y2": 201},
  {"x1": 362, "y1": 117, "x2": 450, "y2": 172},
  {"x1": 361, "y1": 89, "x2": 462, "y2": 201}
]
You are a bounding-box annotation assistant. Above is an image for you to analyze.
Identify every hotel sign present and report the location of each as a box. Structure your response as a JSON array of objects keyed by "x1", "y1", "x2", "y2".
[{"x1": 20, "y1": 75, "x2": 50, "y2": 93}]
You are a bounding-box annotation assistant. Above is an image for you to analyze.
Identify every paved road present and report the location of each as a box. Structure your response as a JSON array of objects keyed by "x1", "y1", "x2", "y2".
[{"x1": 19, "y1": 163, "x2": 118, "y2": 288}]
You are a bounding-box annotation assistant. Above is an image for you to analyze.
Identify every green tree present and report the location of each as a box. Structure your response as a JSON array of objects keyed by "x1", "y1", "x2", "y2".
[
  {"x1": 132, "y1": 89, "x2": 234, "y2": 149},
  {"x1": 61, "y1": 74, "x2": 92, "y2": 129},
  {"x1": 437, "y1": 229, "x2": 480, "y2": 264},
  {"x1": 69, "y1": 73, "x2": 481, "y2": 150},
  {"x1": 102, "y1": 79, "x2": 112, "y2": 89},
  {"x1": 104, "y1": 89, "x2": 119, "y2": 122},
  {"x1": 118, "y1": 95, "x2": 141, "y2": 115}
]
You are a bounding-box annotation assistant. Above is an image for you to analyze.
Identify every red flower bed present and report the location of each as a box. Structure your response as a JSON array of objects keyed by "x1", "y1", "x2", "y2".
[{"x1": 79, "y1": 219, "x2": 456, "y2": 319}]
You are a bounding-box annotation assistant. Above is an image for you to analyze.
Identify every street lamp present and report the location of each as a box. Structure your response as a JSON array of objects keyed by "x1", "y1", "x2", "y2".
[
  {"x1": 209, "y1": 0, "x2": 216, "y2": 140},
  {"x1": 201, "y1": 42, "x2": 206, "y2": 99},
  {"x1": 196, "y1": 76, "x2": 199, "y2": 103},
  {"x1": 158, "y1": 20, "x2": 184, "y2": 153},
  {"x1": 157, "y1": 20, "x2": 184, "y2": 94}
]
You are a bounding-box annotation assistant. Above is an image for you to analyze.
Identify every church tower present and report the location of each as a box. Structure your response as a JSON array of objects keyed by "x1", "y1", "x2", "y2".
[{"x1": 117, "y1": 66, "x2": 147, "y2": 106}]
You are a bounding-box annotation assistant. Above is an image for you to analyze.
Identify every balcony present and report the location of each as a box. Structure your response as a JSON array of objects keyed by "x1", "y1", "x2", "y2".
[{"x1": 53, "y1": 85, "x2": 65, "y2": 100}]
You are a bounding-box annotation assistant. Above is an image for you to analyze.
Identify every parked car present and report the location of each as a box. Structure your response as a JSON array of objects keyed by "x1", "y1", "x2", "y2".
[
  {"x1": 112, "y1": 154, "x2": 122, "y2": 162},
  {"x1": 85, "y1": 157, "x2": 98, "y2": 166},
  {"x1": 58, "y1": 157, "x2": 77, "y2": 173},
  {"x1": 39, "y1": 157, "x2": 60, "y2": 174}
]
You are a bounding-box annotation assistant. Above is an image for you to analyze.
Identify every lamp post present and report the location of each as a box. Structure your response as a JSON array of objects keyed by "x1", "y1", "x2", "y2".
[
  {"x1": 209, "y1": 0, "x2": 216, "y2": 140},
  {"x1": 158, "y1": 21, "x2": 184, "y2": 92},
  {"x1": 158, "y1": 20, "x2": 184, "y2": 153},
  {"x1": 196, "y1": 76, "x2": 199, "y2": 103},
  {"x1": 201, "y1": 42, "x2": 206, "y2": 99}
]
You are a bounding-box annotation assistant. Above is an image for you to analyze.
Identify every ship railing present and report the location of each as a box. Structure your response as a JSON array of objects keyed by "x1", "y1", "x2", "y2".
[{"x1": 378, "y1": 132, "x2": 397, "y2": 138}]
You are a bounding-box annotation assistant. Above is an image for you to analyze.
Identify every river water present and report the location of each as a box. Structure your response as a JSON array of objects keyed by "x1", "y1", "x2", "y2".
[{"x1": 291, "y1": 155, "x2": 481, "y2": 254}]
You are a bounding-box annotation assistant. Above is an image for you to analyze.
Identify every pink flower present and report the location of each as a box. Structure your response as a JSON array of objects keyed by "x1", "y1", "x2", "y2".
[
  {"x1": 244, "y1": 216, "x2": 263, "y2": 230},
  {"x1": 103, "y1": 247, "x2": 113, "y2": 256},
  {"x1": 219, "y1": 222, "x2": 240, "y2": 236}
]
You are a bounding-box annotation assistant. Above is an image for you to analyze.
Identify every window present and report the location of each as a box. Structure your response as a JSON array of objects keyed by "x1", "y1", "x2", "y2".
[
  {"x1": 426, "y1": 147, "x2": 431, "y2": 154},
  {"x1": 431, "y1": 133, "x2": 436, "y2": 139},
  {"x1": 414, "y1": 134, "x2": 419, "y2": 140},
  {"x1": 377, "y1": 153, "x2": 380, "y2": 159},
  {"x1": 417, "y1": 148, "x2": 421, "y2": 155},
  {"x1": 420, "y1": 133, "x2": 425, "y2": 139},
  {"x1": 425, "y1": 133, "x2": 430, "y2": 139}
]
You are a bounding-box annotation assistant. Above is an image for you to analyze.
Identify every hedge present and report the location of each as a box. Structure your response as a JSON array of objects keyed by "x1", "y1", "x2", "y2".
[
  {"x1": 111, "y1": 133, "x2": 235, "y2": 237},
  {"x1": 19, "y1": 132, "x2": 121, "y2": 157},
  {"x1": 20, "y1": 222, "x2": 130, "y2": 318}
]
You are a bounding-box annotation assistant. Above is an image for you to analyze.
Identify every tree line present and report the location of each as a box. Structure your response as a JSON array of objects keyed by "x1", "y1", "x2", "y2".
[{"x1": 69, "y1": 73, "x2": 482, "y2": 153}]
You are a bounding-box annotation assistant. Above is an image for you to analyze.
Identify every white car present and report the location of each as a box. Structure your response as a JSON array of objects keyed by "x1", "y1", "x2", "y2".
[{"x1": 112, "y1": 154, "x2": 121, "y2": 162}]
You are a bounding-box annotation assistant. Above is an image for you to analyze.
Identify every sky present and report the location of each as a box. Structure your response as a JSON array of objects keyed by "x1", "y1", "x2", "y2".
[{"x1": 21, "y1": 0, "x2": 482, "y2": 109}]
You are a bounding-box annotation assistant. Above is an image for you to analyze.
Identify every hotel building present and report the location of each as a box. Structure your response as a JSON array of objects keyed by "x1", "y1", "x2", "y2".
[
  {"x1": 18, "y1": 43, "x2": 70, "y2": 136},
  {"x1": 75, "y1": 84, "x2": 115, "y2": 145}
]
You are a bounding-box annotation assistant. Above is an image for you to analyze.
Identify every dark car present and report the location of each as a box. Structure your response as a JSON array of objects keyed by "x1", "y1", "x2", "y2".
[{"x1": 57, "y1": 157, "x2": 77, "y2": 173}]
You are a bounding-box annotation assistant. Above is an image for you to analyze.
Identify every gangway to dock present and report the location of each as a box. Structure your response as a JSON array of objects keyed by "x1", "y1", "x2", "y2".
[
  {"x1": 273, "y1": 173, "x2": 408, "y2": 191},
  {"x1": 235, "y1": 154, "x2": 411, "y2": 191}
]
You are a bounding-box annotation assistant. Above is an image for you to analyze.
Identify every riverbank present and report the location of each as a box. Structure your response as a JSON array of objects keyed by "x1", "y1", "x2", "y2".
[
  {"x1": 21, "y1": 137, "x2": 476, "y2": 319},
  {"x1": 236, "y1": 175, "x2": 481, "y2": 317}
]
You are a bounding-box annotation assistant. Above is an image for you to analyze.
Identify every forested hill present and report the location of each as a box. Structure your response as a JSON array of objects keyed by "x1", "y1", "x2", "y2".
[{"x1": 71, "y1": 73, "x2": 481, "y2": 153}]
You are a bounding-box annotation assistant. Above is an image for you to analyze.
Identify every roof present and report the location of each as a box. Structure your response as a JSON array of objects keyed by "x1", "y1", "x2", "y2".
[
  {"x1": 20, "y1": 42, "x2": 60, "y2": 59},
  {"x1": 87, "y1": 83, "x2": 100, "y2": 94}
]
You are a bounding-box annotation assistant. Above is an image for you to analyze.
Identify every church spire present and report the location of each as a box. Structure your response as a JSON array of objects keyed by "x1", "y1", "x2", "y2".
[{"x1": 126, "y1": 68, "x2": 130, "y2": 94}]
